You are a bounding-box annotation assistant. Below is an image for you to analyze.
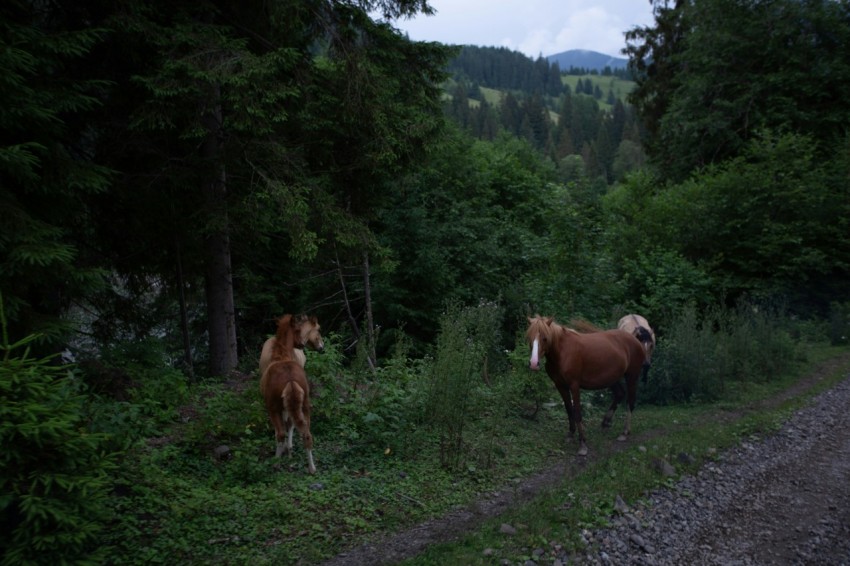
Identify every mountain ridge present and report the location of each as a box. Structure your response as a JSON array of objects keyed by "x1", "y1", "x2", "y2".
[{"x1": 546, "y1": 49, "x2": 628, "y2": 71}]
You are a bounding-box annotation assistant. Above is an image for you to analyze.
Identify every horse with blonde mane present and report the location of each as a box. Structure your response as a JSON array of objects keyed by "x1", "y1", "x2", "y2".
[
  {"x1": 527, "y1": 315, "x2": 646, "y2": 456},
  {"x1": 259, "y1": 314, "x2": 324, "y2": 377},
  {"x1": 617, "y1": 314, "x2": 656, "y2": 381},
  {"x1": 260, "y1": 314, "x2": 317, "y2": 474}
]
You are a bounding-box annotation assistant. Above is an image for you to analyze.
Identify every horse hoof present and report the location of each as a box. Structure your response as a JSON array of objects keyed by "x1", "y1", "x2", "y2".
[
  {"x1": 577, "y1": 445, "x2": 588, "y2": 456},
  {"x1": 616, "y1": 434, "x2": 628, "y2": 442}
]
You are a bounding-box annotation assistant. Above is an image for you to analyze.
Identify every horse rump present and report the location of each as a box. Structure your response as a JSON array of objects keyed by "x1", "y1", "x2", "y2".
[{"x1": 262, "y1": 361, "x2": 316, "y2": 474}]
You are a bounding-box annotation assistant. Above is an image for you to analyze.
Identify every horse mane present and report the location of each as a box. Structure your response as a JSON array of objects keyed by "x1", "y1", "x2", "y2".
[
  {"x1": 271, "y1": 314, "x2": 302, "y2": 362},
  {"x1": 527, "y1": 315, "x2": 573, "y2": 343},
  {"x1": 568, "y1": 318, "x2": 604, "y2": 334}
]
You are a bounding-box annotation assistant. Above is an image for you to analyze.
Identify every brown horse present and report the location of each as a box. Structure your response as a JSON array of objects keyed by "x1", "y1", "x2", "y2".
[
  {"x1": 260, "y1": 314, "x2": 316, "y2": 474},
  {"x1": 259, "y1": 314, "x2": 324, "y2": 377},
  {"x1": 617, "y1": 314, "x2": 656, "y2": 380},
  {"x1": 526, "y1": 315, "x2": 647, "y2": 456}
]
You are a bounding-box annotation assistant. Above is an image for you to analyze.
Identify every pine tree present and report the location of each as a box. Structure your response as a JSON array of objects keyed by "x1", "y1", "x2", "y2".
[{"x1": 0, "y1": 0, "x2": 112, "y2": 347}]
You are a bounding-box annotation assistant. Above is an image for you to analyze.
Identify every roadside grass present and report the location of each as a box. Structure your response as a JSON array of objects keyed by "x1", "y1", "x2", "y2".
[
  {"x1": 98, "y1": 335, "x2": 849, "y2": 565},
  {"x1": 401, "y1": 344, "x2": 850, "y2": 565},
  {"x1": 100, "y1": 371, "x2": 573, "y2": 564}
]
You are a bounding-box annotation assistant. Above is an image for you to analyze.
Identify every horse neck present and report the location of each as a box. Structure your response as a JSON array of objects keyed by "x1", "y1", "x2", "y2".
[
  {"x1": 273, "y1": 318, "x2": 298, "y2": 362},
  {"x1": 543, "y1": 324, "x2": 575, "y2": 369}
]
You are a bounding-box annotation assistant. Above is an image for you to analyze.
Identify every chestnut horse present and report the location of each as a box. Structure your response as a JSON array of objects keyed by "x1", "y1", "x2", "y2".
[
  {"x1": 259, "y1": 314, "x2": 324, "y2": 377},
  {"x1": 617, "y1": 314, "x2": 656, "y2": 378},
  {"x1": 527, "y1": 315, "x2": 647, "y2": 456},
  {"x1": 260, "y1": 315, "x2": 316, "y2": 474}
]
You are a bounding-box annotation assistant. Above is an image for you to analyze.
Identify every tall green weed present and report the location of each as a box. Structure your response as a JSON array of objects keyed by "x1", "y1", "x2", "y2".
[
  {"x1": 423, "y1": 302, "x2": 503, "y2": 470},
  {"x1": 645, "y1": 302, "x2": 798, "y2": 404},
  {"x1": 829, "y1": 301, "x2": 850, "y2": 345}
]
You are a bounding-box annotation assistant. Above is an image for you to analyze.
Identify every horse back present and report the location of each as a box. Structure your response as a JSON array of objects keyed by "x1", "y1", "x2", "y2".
[
  {"x1": 574, "y1": 330, "x2": 646, "y2": 382},
  {"x1": 259, "y1": 337, "x2": 307, "y2": 376},
  {"x1": 609, "y1": 330, "x2": 647, "y2": 376}
]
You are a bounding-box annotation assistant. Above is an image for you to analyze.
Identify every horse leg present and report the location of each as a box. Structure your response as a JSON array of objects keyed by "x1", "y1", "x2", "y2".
[
  {"x1": 293, "y1": 412, "x2": 316, "y2": 474},
  {"x1": 284, "y1": 412, "x2": 294, "y2": 454},
  {"x1": 571, "y1": 384, "x2": 588, "y2": 456},
  {"x1": 270, "y1": 410, "x2": 288, "y2": 457},
  {"x1": 618, "y1": 374, "x2": 639, "y2": 442},
  {"x1": 603, "y1": 381, "x2": 625, "y2": 429},
  {"x1": 555, "y1": 383, "x2": 576, "y2": 439}
]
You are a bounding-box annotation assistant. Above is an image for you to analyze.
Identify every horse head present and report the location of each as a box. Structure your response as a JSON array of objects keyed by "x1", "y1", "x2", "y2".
[
  {"x1": 296, "y1": 314, "x2": 324, "y2": 353},
  {"x1": 526, "y1": 315, "x2": 555, "y2": 371},
  {"x1": 634, "y1": 326, "x2": 655, "y2": 365}
]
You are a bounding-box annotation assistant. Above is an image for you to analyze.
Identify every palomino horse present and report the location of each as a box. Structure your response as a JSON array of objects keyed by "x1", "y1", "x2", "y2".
[
  {"x1": 617, "y1": 314, "x2": 656, "y2": 380},
  {"x1": 259, "y1": 314, "x2": 324, "y2": 377},
  {"x1": 527, "y1": 315, "x2": 647, "y2": 456},
  {"x1": 260, "y1": 314, "x2": 316, "y2": 474}
]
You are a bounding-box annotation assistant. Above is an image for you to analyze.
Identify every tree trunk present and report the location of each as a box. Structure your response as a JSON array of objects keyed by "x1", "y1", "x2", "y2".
[
  {"x1": 201, "y1": 84, "x2": 238, "y2": 376},
  {"x1": 362, "y1": 250, "x2": 376, "y2": 369},
  {"x1": 174, "y1": 235, "x2": 194, "y2": 378}
]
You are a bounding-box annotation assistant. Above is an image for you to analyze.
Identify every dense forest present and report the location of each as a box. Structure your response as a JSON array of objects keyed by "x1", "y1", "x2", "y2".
[{"x1": 2, "y1": 0, "x2": 850, "y2": 563}]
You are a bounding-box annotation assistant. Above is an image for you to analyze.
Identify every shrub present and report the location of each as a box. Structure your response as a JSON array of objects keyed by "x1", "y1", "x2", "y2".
[
  {"x1": 0, "y1": 299, "x2": 115, "y2": 565},
  {"x1": 645, "y1": 302, "x2": 799, "y2": 404},
  {"x1": 423, "y1": 301, "x2": 503, "y2": 470},
  {"x1": 829, "y1": 301, "x2": 850, "y2": 345}
]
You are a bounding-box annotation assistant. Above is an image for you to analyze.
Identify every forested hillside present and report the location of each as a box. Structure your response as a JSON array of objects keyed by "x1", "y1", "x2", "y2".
[
  {"x1": 2, "y1": 0, "x2": 850, "y2": 563},
  {"x1": 444, "y1": 46, "x2": 642, "y2": 181}
]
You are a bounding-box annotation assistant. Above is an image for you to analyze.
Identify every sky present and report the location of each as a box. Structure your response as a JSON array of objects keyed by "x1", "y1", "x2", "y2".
[{"x1": 382, "y1": 0, "x2": 656, "y2": 59}]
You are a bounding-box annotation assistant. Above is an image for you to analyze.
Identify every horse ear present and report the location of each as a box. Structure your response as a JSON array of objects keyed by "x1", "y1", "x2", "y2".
[{"x1": 544, "y1": 316, "x2": 554, "y2": 325}]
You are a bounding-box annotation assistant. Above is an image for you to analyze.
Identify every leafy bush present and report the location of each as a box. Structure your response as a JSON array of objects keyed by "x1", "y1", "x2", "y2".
[
  {"x1": 829, "y1": 301, "x2": 850, "y2": 345},
  {"x1": 644, "y1": 305, "x2": 726, "y2": 404},
  {"x1": 0, "y1": 300, "x2": 115, "y2": 565},
  {"x1": 645, "y1": 302, "x2": 799, "y2": 404},
  {"x1": 80, "y1": 338, "x2": 190, "y2": 449},
  {"x1": 423, "y1": 301, "x2": 503, "y2": 470}
]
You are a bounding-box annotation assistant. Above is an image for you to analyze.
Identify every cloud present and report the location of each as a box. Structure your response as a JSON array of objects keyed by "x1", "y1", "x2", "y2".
[
  {"x1": 386, "y1": 0, "x2": 654, "y2": 58},
  {"x1": 530, "y1": 7, "x2": 631, "y2": 56}
]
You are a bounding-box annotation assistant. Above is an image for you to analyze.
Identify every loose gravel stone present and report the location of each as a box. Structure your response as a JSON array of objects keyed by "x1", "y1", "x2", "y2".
[{"x1": 572, "y1": 375, "x2": 850, "y2": 565}]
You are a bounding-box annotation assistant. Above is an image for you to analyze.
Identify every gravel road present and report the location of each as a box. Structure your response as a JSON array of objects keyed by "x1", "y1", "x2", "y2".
[{"x1": 580, "y1": 372, "x2": 850, "y2": 566}]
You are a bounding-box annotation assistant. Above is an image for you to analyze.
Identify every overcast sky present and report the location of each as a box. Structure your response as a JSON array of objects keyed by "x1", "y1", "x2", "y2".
[{"x1": 382, "y1": 0, "x2": 656, "y2": 58}]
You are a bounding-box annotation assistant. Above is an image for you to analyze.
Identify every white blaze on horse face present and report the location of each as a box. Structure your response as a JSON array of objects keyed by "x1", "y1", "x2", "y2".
[{"x1": 530, "y1": 338, "x2": 540, "y2": 370}]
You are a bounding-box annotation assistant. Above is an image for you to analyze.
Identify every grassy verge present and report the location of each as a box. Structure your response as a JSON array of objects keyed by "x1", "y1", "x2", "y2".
[
  {"x1": 98, "y1": 340, "x2": 849, "y2": 565},
  {"x1": 401, "y1": 344, "x2": 850, "y2": 565},
  {"x1": 100, "y1": 373, "x2": 570, "y2": 564}
]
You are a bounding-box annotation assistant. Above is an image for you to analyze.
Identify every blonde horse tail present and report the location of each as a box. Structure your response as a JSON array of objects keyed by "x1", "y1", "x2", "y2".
[
  {"x1": 282, "y1": 381, "x2": 306, "y2": 425},
  {"x1": 569, "y1": 318, "x2": 604, "y2": 334}
]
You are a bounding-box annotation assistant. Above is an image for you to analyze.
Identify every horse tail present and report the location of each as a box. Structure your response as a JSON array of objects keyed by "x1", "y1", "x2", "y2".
[
  {"x1": 569, "y1": 318, "x2": 603, "y2": 334},
  {"x1": 641, "y1": 363, "x2": 650, "y2": 384},
  {"x1": 635, "y1": 326, "x2": 652, "y2": 344},
  {"x1": 282, "y1": 381, "x2": 306, "y2": 426}
]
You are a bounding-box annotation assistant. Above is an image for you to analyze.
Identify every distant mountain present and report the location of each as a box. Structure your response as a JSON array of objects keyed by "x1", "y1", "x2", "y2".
[{"x1": 546, "y1": 49, "x2": 628, "y2": 72}]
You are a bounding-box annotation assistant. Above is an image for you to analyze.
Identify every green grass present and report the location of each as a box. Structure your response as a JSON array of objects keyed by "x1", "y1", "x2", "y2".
[
  {"x1": 400, "y1": 344, "x2": 850, "y2": 565},
  {"x1": 476, "y1": 75, "x2": 634, "y2": 119},
  {"x1": 101, "y1": 378, "x2": 572, "y2": 564},
  {"x1": 560, "y1": 74, "x2": 635, "y2": 102},
  {"x1": 99, "y1": 343, "x2": 849, "y2": 565}
]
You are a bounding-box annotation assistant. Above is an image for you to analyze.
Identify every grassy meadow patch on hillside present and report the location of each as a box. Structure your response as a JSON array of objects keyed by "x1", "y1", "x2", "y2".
[{"x1": 562, "y1": 74, "x2": 635, "y2": 107}]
